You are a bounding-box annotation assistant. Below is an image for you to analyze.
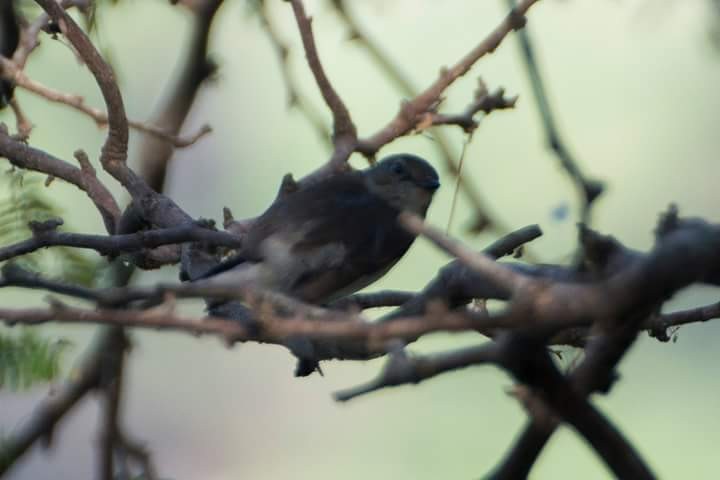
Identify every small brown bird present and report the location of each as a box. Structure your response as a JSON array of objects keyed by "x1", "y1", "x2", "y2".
[
  {"x1": 199, "y1": 153, "x2": 439, "y2": 375},
  {"x1": 200, "y1": 153, "x2": 440, "y2": 304}
]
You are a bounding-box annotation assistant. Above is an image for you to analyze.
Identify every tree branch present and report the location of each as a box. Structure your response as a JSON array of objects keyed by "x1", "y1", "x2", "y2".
[
  {"x1": 135, "y1": 0, "x2": 224, "y2": 193},
  {"x1": 426, "y1": 86, "x2": 517, "y2": 133},
  {"x1": 646, "y1": 300, "x2": 720, "y2": 341},
  {"x1": 505, "y1": 0, "x2": 603, "y2": 224},
  {"x1": 354, "y1": 0, "x2": 540, "y2": 158},
  {"x1": 331, "y1": 0, "x2": 512, "y2": 233},
  {"x1": 0, "y1": 327, "x2": 115, "y2": 477},
  {"x1": 259, "y1": 1, "x2": 331, "y2": 147},
  {"x1": 0, "y1": 300, "x2": 497, "y2": 359},
  {"x1": 334, "y1": 342, "x2": 500, "y2": 401},
  {"x1": 0, "y1": 219, "x2": 241, "y2": 262},
  {"x1": 0, "y1": 132, "x2": 120, "y2": 233},
  {"x1": 0, "y1": 55, "x2": 211, "y2": 147},
  {"x1": 328, "y1": 290, "x2": 415, "y2": 311},
  {"x1": 35, "y1": 0, "x2": 142, "y2": 195},
  {"x1": 289, "y1": 0, "x2": 356, "y2": 156}
]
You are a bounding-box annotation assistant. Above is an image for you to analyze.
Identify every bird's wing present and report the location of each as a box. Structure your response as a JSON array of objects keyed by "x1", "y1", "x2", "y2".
[
  {"x1": 273, "y1": 176, "x2": 416, "y2": 302},
  {"x1": 207, "y1": 173, "x2": 416, "y2": 302},
  {"x1": 194, "y1": 176, "x2": 366, "y2": 281}
]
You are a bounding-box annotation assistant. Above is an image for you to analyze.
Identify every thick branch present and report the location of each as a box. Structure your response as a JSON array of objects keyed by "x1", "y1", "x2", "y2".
[
  {"x1": 495, "y1": 333, "x2": 655, "y2": 479},
  {"x1": 0, "y1": 302, "x2": 496, "y2": 358},
  {"x1": 35, "y1": 0, "x2": 142, "y2": 194},
  {"x1": 136, "y1": 0, "x2": 224, "y2": 193}
]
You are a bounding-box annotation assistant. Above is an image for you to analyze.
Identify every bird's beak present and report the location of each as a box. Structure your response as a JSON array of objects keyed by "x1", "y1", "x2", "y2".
[{"x1": 419, "y1": 178, "x2": 440, "y2": 191}]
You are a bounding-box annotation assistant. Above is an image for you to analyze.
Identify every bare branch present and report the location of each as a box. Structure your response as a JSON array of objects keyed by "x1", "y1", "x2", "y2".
[
  {"x1": 0, "y1": 130, "x2": 120, "y2": 233},
  {"x1": 289, "y1": 0, "x2": 356, "y2": 156},
  {"x1": 328, "y1": 290, "x2": 415, "y2": 311},
  {"x1": 355, "y1": 0, "x2": 540, "y2": 158},
  {"x1": 382, "y1": 224, "x2": 543, "y2": 321},
  {"x1": 135, "y1": 0, "x2": 224, "y2": 192},
  {"x1": 259, "y1": 2, "x2": 331, "y2": 146},
  {"x1": 331, "y1": 0, "x2": 512, "y2": 233},
  {"x1": 494, "y1": 333, "x2": 655, "y2": 479},
  {"x1": 0, "y1": 300, "x2": 497, "y2": 358},
  {"x1": 399, "y1": 212, "x2": 525, "y2": 295},
  {"x1": 35, "y1": 0, "x2": 142, "y2": 194},
  {"x1": 425, "y1": 86, "x2": 517, "y2": 133},
  {"x1": 0, "y1": 219, "x2": 241, "y2": 262},
  {"x1": 0, "y1": 55, "x2": 211, "y2": 147},
  {"x1": 646, "y1": 301, "x2": 720, "y2": 341},
  {"x1": 12, "y1": 1, "x2": 90, "y2": 68},
  {"x1": 98, "y1": 329, "x2": 128, "y2": 480},
  {"x1": 0, "y1": 327, "x2": 116, "y2": 477},
  {"x1": 504, "y1": 0, "x2": 603, "y2": 224},
  {"x1": 334, "y1": 342, "x2": 500, "y2": 401}
]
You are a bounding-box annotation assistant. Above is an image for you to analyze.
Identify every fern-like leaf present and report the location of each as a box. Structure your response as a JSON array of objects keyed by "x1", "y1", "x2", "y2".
[
  {"x1": 0, "y1": 167, "x2": 103, "y2": 287},
  {"x1": 0, "y1": 329, "x2": 72, "y2": 391}
]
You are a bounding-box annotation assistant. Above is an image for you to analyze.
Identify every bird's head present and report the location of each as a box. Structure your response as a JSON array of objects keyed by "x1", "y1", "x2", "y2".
[{"x1": 364, "y1": 153, "x2": 440, "y2": 216}]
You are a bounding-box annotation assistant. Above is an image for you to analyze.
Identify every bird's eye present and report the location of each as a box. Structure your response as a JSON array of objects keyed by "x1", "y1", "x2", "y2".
[{"x1": 391, "y1": 163, "x2": 405, "y2": 175}]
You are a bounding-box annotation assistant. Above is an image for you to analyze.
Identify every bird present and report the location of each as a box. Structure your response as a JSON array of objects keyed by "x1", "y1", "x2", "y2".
[
  {"x1": 198, "y1": 153, "x2": 439, "y2": 375},
  {"x1": 200, "y1": 153, "x2": 439, "y2": 303}
]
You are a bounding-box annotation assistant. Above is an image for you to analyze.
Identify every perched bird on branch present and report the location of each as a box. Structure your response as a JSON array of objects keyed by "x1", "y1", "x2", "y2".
[{"x1": 200, "y1": 153, "x2": 440, "y2": 303}]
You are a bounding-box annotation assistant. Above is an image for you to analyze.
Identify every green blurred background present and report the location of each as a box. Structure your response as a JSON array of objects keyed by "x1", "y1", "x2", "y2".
[{"x1": 2, "y1": 0, "x2": 720, "y2": 478}]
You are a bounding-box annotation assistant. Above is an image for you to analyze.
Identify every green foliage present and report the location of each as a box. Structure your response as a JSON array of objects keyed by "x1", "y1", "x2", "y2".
[
  {"x1": 0, "y1": 168, "x2": 102, "y2": 286},
  {"x1": 0, "y1": 329, "x2": 71, "y2": 390}
]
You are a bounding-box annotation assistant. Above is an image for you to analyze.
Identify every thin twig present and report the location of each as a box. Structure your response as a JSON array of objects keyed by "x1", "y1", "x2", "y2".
[
  {"x1": 258, "y1": 2, "x2": 331, "y2": 146},
  {"x1": 289, "y1": 0, "x2": 356, "y2": 154},
  {"x1": 328, "y1": 290, "x2": 415, "y2": 311},
  {"x1": 354, "y1": 0, "x2": 540, "y2": 158},
  {"x1": 504, "y1": 0, "x2": 603, "y2": 224},
  {"x1": 399, "y1": 212, "x2": 525, "y2": 294},
  {"x1": 1, "y1": 55, "x2": 211, "y2": 147},
  {"x1": 334, "y1": 342, "x2": 500, "y2": 401},
  {"x1": 0, "y1": 220, "x2": 241, "y2": 262}
]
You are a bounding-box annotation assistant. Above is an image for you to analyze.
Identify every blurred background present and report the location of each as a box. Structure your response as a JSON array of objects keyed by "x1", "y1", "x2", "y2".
[{"x1": 2, "y1": 0, "x2": 720, "y2": 478}]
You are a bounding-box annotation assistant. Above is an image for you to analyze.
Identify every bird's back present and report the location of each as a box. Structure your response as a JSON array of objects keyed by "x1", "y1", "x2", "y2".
[{"x1": 233, "y1": 172, "x2": 417, "y2": 303}]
